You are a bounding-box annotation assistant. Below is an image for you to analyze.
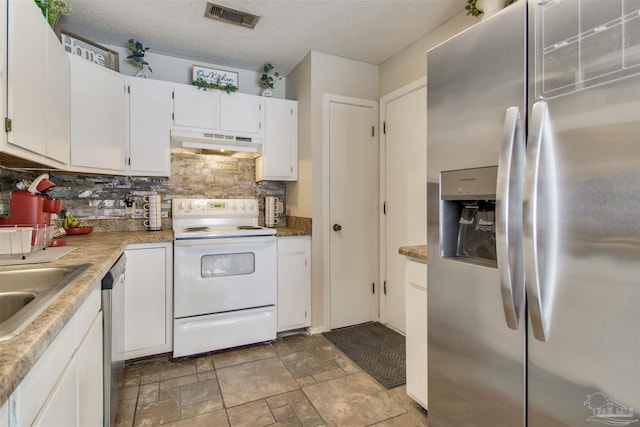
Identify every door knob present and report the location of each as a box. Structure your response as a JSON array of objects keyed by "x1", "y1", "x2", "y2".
[{"x1": 333, "y1": 224, "x2": 342, "y2": 231}]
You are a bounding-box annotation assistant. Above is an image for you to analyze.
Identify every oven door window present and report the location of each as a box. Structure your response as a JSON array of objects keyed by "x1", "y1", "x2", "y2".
[{"x1": 201, "y1": 252, "x2": 255, "y2": 277}]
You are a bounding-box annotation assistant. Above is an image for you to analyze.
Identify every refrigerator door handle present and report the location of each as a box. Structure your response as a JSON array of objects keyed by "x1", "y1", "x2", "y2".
[
  {"x1": 496, "y1": 106, "x2": 525, "y2": 330},
  {"x1": 524, "y1": 100, "x2": 559, "y2": 342}
]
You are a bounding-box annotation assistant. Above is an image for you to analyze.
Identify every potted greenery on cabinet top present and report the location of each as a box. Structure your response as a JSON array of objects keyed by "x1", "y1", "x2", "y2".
[
  {"x1": 127, "y1": 39, "x2": 152, "y2": 78},
  {"x1": 34, "y1": 0, "x2": 71, "y2": 28}
]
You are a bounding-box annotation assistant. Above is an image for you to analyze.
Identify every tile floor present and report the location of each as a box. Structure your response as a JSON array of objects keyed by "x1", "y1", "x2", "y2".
[{"x1": 116, "y1": 333, "x2": 428, "y2": 427}]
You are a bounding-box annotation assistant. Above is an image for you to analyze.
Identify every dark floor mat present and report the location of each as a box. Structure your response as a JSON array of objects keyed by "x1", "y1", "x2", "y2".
[{"x1": 323, "y1": 322, "x2": 405, "y2": 389}]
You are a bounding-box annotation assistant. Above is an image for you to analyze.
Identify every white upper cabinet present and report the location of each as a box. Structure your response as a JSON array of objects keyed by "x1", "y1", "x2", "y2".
[
  {"x1": 69, "y1": 54, "x2": 126, "y2": 173},
  {"x1": 256, "y1": 98, "x2": 298, "y2": 181},
  {"x1": 5, "y1": 0, "x2": 70, "y2": 166},
  {"x1": 219, "y1": 92, "x2": 264, "y2": 136},
  {"x1": 173, "y1": 84, "x2": 220, "y2": 130},
  {"x1": 6, "y1": 0, "x2": 47, "y2": 156},
  {"x1": 46, "y1": 28, "x2": 70, "y2": 164},
  {"x1": 128, "y1": 78, "x2": 173, "y2": 176}
]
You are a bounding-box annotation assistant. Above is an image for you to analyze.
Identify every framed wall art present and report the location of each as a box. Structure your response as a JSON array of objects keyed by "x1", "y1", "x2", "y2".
[
  {"x1": 58, "y1": 29, "x2": 119, "y2": 71},
  {"x1": 192, "y1": 65, "x2": 238, "y2": 88}
]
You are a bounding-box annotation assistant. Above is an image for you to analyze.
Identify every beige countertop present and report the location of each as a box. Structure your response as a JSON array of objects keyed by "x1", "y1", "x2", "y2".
[
  {"x1": 0, "y1": 227, "x2": 310, "y2": 406},
  {"x1": 0, "y1": 230, "x2": 173, "y2": 406},
  {"x1": 274, "y1": 227, "x2": 311, "y2": 237},
  {"x1": 399, "y1": 245, "x2": 427, "y2": 262}
]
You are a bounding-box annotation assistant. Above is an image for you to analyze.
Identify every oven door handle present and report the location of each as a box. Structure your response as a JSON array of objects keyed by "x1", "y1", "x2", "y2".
[{"x1": 174, "y1": 236, "x2": 276, "y2": 246}]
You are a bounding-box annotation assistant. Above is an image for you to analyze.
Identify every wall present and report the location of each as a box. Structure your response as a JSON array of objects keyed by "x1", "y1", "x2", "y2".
[
  {"x1": 0, "y1": 152, "x2": 285, "y2": 228},
  {"x1": 378, "y1": 10, "x2": 476, "y2": 97},
  {"x1": 288, "y1": 51, "x2": 378, "y2": 332},
  {"x1": 285, "y1": 53, "x2": 312, "y2": 218},
  {"x1": 102, "y1": 43, "x2": 286, "y2": 98}
]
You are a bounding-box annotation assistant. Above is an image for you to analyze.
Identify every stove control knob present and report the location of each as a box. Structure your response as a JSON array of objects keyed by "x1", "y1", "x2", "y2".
[
  {"x1": 229, "y1": 202, "x2": 237, "y2": 210},
  {"x1": 188, "y1": 202, "x2": 194, "y2": 210},
  {"x1": 178, "y1": 202, "x2": 184, "y2": 210},
  {"x1": 240, "y1": 203, "x2": 246, "y2": 210}
]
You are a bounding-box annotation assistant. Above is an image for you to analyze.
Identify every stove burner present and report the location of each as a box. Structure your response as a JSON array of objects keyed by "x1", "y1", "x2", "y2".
[
  {"x1": 237, "y1": 226, "x2": 263, "y2": 230},
  {"x1": 183, "y1": 226, "x2": 210, "y2": 232}
]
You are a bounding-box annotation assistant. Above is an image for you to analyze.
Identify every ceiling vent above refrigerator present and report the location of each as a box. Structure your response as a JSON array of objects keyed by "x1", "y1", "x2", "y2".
[{"x1": 204, "y1": 2, "x2": 261, "y2": 29}]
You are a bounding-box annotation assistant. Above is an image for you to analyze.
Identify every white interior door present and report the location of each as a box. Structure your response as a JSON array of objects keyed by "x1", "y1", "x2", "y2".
[
  {"x1": 381, "y1": 83, "x2": 427, "y2": 333},
  {"x1": 328, "y1": 97, "x2": 378, "y2": 329}
]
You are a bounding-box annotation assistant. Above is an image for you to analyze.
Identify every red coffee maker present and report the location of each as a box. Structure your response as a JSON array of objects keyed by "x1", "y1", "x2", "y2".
[{"x1": 0, "y1": 174, "x2": 62, "y2": 226}]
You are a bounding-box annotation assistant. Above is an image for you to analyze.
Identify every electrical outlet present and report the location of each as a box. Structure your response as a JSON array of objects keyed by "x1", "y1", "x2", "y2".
[
  {"x1": 124, "y1": 193, "x2": 136, "y2": 218},
  {"x1": 125, "y1": 201, "x2": 135, "y2": 217}
]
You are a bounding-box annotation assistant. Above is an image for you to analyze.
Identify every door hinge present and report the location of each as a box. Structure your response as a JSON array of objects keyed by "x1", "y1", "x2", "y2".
[
  {"x1": 291, "y1": 108, "x2": 294, "y2": 115},
  {"x1": 305, "y1": 310, "x2": 308, "y2": 318},
  {"x1": 383, "y1": 201, "x2": 386, "y2": 215},
  {"x1": 259, "y1": 104, "x2": 262, "y2": 111},
  {"x1": 383, "y1": 121, "x2": 386, "y2": 134},
  {"x1": 172, "y1": 91, "x2": 175, "y2": 99},
  {"x1": 4, "y1": 118, "x2": 11, "y2": 132},
  {"x1": 127, "y1": 85, "x2": 130, "y2": 94},
  {"x1": 172, "y1": 113, "x2": 175, "y2": 120},
  {"x1": 372, "y1": 282, "x2": 375, "y2": 294},
  {"x1": 384, "y1": 281, "x2": 387, "y2": 295},
  {"x1": 305, "y1": 258, "x2": 307, "y2": 266},
  {"x1": 371, "y1": 126, "x2": 375, "y2": 137}
]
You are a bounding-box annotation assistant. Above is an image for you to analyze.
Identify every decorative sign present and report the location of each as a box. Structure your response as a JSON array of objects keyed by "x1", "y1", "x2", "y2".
[
  {"x1": 58, "y1": 30, "x2": 119, "y2": 71},
  {"x1": 192, "y1": 65, "x2": 238, "y2": 88}
]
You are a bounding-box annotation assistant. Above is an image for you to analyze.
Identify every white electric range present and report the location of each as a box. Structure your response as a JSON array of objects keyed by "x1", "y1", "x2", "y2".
[{"x1": 172, "y1": 198, "x2": 277, "y2": 357}]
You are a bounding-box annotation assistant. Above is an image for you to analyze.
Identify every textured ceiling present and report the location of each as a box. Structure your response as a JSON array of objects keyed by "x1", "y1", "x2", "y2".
[{"x1": 60, "y1": 0, "x2": 466, "y2": 75}]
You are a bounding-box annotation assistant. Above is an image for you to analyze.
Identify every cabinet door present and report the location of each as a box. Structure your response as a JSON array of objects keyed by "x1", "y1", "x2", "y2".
[
  {"x1": 219, "y1": 92, "x2": 264, "y2": 135},
  {"x1": 0, "y1": 398, "x2": 7, "y2": 427},
  {"x1": 46, "y1": 28, "x2": 70, "y2": 164},
  {"x1": 173, "y1": 84, "x2": 220, "y2": 129},
  {"x1": 6, "y1": 0, "x2": 47, "y2": 155},
  {"x1": 124, "y1": 243, "x2": 172, "y2": 358},
  {"x1": 128, "y1": 78, "x2": 173, "y2": 176},
  {"x1": 31, "y1": 357, "x2": 78, "y2": 427},
  {"x1": 256, "y1": 98, "x2": 298, "y2": 181},
  {"x1": 77, "y1": 311, "x2": 103, "y2": 427},
  {"x1": 69, "y1": 54, "x2": 126, "y2": 172},
  {"x1": 277, "y1": 237, "x2": 310, "y2": 332},
  {"x1": 405, "y1": 260, "x2": 427, "y2": 409}
]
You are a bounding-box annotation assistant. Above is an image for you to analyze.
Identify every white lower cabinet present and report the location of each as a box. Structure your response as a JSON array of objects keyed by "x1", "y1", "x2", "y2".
[
  {"x1": 77, "y1": 311, "x2": 104, "y2": 427},
  {"x1": 0, "y1": 399, "x2": 7, "y2": 427},
  {"x1": 124, "y1": 242, "x2": 173, "y2": 359},
  {"x1": 405, "y1": 258, "x2": 428, "y2": 409},
  {"x1": 11, "y1": 284, "x2": 102, "y2": 426},
  {"x1": 277, "y1": 236, "x2": 311, "y2": 332}
]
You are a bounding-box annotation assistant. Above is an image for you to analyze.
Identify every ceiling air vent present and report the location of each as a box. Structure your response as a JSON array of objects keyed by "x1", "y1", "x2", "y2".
[{"x1": 204, "y1": 2, "x2": 261, "y2": 29}]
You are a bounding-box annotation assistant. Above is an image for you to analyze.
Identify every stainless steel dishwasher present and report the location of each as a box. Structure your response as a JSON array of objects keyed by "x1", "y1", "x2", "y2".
[{"x1": 101, "y1": 253, "x2": 126, "y2": 427}]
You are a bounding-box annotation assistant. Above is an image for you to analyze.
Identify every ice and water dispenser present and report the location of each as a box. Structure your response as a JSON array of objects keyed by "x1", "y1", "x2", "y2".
[{"x1": 440, "y1": 166, "x2": 498, "y2": 267}]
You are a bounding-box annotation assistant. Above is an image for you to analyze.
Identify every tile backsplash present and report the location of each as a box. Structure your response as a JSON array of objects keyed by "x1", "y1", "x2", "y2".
[{"x1": 0, "y1": 152, "x2": 286, "y2": 228}]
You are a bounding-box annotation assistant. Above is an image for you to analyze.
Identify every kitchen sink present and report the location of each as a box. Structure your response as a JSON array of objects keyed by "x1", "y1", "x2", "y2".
[{"x1": 0, "y1": 264, "x2": 91, "y2": 342}]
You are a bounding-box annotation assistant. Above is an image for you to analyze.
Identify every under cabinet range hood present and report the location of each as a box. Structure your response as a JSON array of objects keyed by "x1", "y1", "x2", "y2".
[{"x1": 170, "y1": 129, "x2": 262, "y2": 157}]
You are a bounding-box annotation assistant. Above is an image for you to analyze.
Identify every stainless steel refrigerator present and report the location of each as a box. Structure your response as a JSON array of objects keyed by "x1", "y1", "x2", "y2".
[{"x1": 426, "y1": 1, "x2": 640, "y2": 425}]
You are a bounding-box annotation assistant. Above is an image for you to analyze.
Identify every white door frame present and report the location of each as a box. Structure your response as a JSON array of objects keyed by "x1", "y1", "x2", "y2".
[
  {"x1": 323, "y1": 93, "x2": 379, "y2": 330},
  {"x1": 378, "y1": 77, "x2": 427, "y2": 328}
]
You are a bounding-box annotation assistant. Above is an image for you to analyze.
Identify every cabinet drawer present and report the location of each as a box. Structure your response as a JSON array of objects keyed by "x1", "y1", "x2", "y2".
[
  {"x1": 277, "y1": 236, "x2": 308, "y2": 253},
  {"x1": 405, "y1": 259, "x2": 427, "y2": 290}
]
